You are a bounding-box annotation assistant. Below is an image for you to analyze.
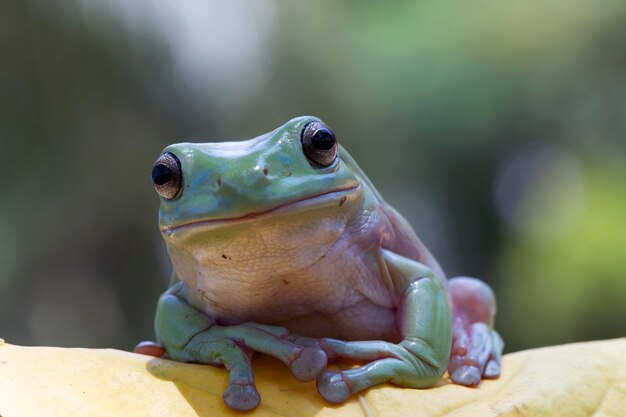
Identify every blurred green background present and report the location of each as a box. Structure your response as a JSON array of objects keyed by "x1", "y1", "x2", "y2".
[{"x1": 1, "y1": 0, "x2": 624, "y2": 353}]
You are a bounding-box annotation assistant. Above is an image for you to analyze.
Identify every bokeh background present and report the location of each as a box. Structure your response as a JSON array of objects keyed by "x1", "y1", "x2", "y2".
[{"x1": 1, "y1": 0, "x2": 624, "y2": 353}]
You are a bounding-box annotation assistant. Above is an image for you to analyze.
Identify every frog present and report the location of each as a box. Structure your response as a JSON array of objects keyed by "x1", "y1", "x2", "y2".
[{"x1": 135, "y1": 116, "x2": 504, "y2": 411}]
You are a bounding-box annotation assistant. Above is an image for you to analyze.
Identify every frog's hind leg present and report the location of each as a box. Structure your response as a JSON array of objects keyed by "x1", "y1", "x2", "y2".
[{"x1": 447, "y1": 276, "x2": 504, "y2": 386}]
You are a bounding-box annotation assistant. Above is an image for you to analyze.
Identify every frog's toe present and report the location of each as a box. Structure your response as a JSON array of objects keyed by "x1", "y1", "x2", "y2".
[
  {"x1": 290, "y1": 347, "x2": 328, "y2": 381},
  {"x1": 133, "y1": 341, "x2": 166, "y2": 358},
  {"x1": 484, "y1": 329, "x2": 504, "y2": 379},
  {"x1": 223, "y1": 383, "x2": 261, "y2": 411},
  {"x1": 450, "y1": 364, "x2": 481, "y2": 387},
  {"x1": 483, "y1": 358, "x2": 500, "y2": 378},
  {"x1": 317, "y1": 371, "x2": 351, "y2": 404}
]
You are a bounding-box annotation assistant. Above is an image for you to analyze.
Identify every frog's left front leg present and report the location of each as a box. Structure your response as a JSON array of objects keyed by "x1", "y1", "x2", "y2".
[
  {"x1": 317, "y1": 249, "x2": 452, "y2": 403},
  {"x1": 153, "y1": 282, "x2": 328, "y2": 411}
]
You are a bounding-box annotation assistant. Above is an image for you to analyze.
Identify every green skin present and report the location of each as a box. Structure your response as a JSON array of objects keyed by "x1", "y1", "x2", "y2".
[{"x1": 150, "y1": 116, "x2": 503, "y2": 411}]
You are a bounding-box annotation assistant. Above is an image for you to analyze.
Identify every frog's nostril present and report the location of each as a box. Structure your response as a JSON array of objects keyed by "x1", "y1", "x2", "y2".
[{"x1": 253, "y1": 165, "x2": 271, "y2": 181}]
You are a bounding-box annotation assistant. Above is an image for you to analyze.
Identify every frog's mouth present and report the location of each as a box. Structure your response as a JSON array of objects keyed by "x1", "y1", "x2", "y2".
[{"x1": 161, "y1": 183, "x2": 361, "y2": 235}]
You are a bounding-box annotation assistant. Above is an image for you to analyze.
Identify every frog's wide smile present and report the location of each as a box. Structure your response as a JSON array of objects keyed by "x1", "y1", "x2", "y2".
[{"x1": 160, "y1": 183, "x2": 361, "y2": 235}]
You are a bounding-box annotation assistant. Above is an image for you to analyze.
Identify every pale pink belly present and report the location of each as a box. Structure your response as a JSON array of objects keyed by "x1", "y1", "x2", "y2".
[{"x1": 277, "y1": 300, "x2": 401, "y2": 342}]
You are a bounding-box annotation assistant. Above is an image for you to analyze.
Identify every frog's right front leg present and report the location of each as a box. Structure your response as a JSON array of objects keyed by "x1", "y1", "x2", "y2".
[
  {"x1": 316, "y1": 250, "x2": 452, "y2": 403},
  {"x1": 155, "y1": 281, "x2": 328, "y2": 411}
]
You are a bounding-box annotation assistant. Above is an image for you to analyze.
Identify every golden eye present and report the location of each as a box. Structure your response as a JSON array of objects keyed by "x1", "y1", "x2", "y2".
[
  {"x1": 301, "y1": 121, "x2": 338, "y2": 167},
  {"x1": 151, "y1": 152, "x2": 182, "y2": 200}
]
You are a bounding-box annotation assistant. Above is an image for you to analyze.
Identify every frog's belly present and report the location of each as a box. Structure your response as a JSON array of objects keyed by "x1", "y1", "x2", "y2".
[
  {"x1": 192, "y1": 270, "x2": 400, "y2": 342},
  {"x1": 181, "y1": 248, "x2": 398, "y2": 341},
  {"x1": 188, "y1": 268, "x2": 393, "y2": 330},
  {"x1": 168, "y1": 203, "x2": 400, "y2": 341},
  {"x1": 277, "y1": 300, "x2": 402, "y2": 342}
]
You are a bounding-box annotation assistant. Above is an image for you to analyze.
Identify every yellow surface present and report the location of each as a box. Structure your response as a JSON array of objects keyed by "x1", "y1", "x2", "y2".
[{"x1": 0, "y1": 338, "x2": 624, "y2": 417}]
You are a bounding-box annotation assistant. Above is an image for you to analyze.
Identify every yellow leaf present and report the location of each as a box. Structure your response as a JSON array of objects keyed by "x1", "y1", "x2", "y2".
[{"x1": 0, "y1": 338, "x2": 624, "y2": 416}]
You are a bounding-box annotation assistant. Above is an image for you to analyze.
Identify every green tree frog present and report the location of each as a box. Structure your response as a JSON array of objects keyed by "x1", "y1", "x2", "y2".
[{"x1": 135, "y1": 117, "x2": 503, "y2": 411}]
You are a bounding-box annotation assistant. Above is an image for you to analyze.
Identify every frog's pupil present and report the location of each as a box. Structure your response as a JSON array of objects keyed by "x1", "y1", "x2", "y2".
[
  {"x1": 152, "y1": 164, "x2": 173, "y2": 185},
  {"x1": 312, "y1": 129, "x2": 335, "y2": 150}
]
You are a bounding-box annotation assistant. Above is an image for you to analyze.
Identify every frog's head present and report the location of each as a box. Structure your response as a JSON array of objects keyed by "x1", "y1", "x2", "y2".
[{"x1": 152, "y1": 116, "x2": 365, "y2": 247}]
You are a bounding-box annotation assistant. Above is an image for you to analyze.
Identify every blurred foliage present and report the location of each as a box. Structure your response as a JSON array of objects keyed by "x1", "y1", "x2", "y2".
[
  {"x1": 499, "y1": 156, "x2": 626, "y2": 348},
  {"x1": 0, "y1": 0, "x2": 624, "y2": 352}
]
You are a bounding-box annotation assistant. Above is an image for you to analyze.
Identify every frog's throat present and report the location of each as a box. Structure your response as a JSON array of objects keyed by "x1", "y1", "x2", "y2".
[{"x1": 160, "y1": 183, "x2": 361, "y2": 235}]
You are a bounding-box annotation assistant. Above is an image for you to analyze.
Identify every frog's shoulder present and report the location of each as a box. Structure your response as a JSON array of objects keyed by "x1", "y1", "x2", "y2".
[
  {"x1": 378, "y1": 206, "x2": 444, "y2": 279},
  {"x1": 340, "y1": 147, "x2": 445, "y2": 278},
  {"x1": 340, "y1": 147, "x2": 446, "y2": 281}
]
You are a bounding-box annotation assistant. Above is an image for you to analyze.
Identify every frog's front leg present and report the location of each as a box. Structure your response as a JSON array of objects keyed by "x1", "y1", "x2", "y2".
[
  {"x1": 154, "y1": 281, "x2": 328, "y2": 411},
  {"x1": 317, "y1": 249, "x2": 452, "y2": 403},
  {"x1": 447, "y1": 276, "x2": 503, "y2": 386}
]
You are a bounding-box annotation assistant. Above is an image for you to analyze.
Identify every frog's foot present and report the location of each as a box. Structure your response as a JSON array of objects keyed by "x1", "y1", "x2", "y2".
[
  {"x1": 316, "y1": 276, "x2": 451, "y2": 403},
  {"x1": 448, "y1": 322, "x2": 503, "y2": 386},
  {"x1": 156, "y1": 290, "x2": 329, "y2": 410},
  {"x1": 447, "y1": 276, "x2": 504, "y2": 386},
  {"x1": 317, "y1": 340, "x2": 435, "y2": 403},
  {"x1": 184, "y1": 323, "x2": 328, "y2": 384},
  {"x1": 183, "y1": 329, "x2": 326, "y2": 411},
  {"x1": 217, "y1": 326, "x2": 327, "y2": 409},
  {"x1": 221, "y1": 324, "x2": 327, "y2": 381},
  {"x1": 187, "y1": 337, "x2": 261, "y2": 411}
]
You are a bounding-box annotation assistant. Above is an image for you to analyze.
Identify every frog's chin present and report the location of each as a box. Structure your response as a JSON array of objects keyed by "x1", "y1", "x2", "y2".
[{"x1": 160, "y1": 183, "x2": 361, "y2": 237}]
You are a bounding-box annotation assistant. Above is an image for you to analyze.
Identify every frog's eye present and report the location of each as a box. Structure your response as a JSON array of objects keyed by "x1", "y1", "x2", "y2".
[
  {"x1": 152, "y1": 152, "x2": 182, "y2": 200},
  {"x1": 301, "y1": 121, "x2": 338, "y2": 167}
]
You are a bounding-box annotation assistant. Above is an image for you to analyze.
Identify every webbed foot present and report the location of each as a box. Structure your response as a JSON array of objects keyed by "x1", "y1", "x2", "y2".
[
  {"x1": 155, "y1": 288, "x2": 328, "y2": 411},
  {"x1": 315, "y1": 276, "x2": 451, "y2": 402}
]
